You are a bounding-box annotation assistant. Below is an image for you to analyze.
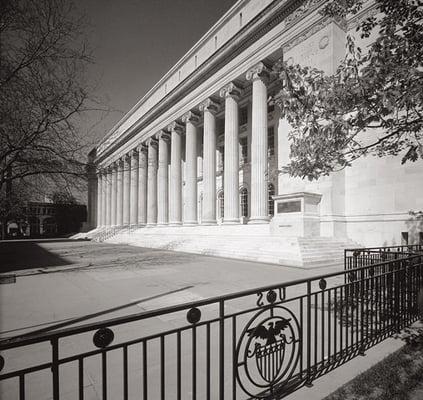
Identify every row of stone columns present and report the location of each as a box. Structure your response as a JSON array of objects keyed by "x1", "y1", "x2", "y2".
[{"x1": 96, "y1": 62, "x2": 271, "y2": 228}]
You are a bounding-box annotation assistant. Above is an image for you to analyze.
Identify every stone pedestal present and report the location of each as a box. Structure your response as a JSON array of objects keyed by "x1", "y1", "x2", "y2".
[{"x1": 270, "y1": 192, "x2": 322, "y2": 237}]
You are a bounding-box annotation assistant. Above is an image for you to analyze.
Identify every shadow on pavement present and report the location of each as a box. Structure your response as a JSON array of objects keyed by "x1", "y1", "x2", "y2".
[
  {"x1": 0, "y1": 241, "x2": 72, "y2": 272},
  {"x1": 0, "y1": 286, "x2": 193, "y2": 341}
]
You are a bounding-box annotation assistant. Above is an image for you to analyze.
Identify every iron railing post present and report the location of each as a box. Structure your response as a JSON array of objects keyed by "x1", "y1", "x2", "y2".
[
  {"x1": 51, "y1": 338, "x2": 59, "y2": 400},
  {"x1": 219, "y1": 299, "x2": 225, "y2": 399},
  {"x1": 305, "y1": 280, "x2": 312, "y2": 387}
]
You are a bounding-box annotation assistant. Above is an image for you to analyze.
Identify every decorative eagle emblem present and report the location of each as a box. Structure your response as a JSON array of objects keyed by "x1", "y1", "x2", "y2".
[{"x1": 247, "y1": 318, "x2": 291, "y2": 346}]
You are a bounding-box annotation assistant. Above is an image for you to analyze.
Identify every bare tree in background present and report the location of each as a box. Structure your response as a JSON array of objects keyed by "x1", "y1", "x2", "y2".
[{"x1": 0, "y1": 0, "x2": 102, "y2": 237}]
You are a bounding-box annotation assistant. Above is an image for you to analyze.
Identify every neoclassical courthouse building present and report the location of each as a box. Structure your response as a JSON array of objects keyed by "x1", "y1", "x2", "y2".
[{"x1": 85, "y1": 0, "x2": 423, "y2": 267}]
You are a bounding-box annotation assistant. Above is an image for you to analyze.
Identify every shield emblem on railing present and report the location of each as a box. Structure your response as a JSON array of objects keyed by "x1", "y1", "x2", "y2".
[{"x1": 252, "y1": 339, "x2": 287, "y2": 383}]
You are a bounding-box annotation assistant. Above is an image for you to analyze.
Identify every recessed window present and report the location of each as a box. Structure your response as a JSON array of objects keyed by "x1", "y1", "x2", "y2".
[
  {"x1": 195, "y1": 55, "x2": 198, "y2": 67},
  {"x1": 240, "y1": 137, "x2": 248, "y2": 163},
  {"x1": 218, "y1": 147, "x2": 224, "y2": 172},
  {"x1": 268, "y1": 184, "x2": 275, "y2": 216},
  {"x1": 401, "y1": 231, "x2": 409, "y2": 245},
  {"x1": 240, "y1": 187, "x2": 248, "y2": 217},
  {"x1": 268, "y1": 126, "x2": 275, "y2": 156},
  {"x1": 165, "y1": 83, "x2": 167, "y2": 94},
  {"x1": 240, "y1": 106, "x2": 248, "y2": 125},
  {"x1": 178, "y1": 70, "x2": 181, "y2": 81},
  {"x1": 239, "y1": 12, "x2": 243, "y2": 27},
  {"x1": 214, "y1": 36, "x2": 217, "y2": 49},
  {"x1": 218, "y1": 191, "x2": 224, "y2": 219}
]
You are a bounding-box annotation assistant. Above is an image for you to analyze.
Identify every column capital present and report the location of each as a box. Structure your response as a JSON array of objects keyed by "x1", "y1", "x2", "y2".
[
  {"x1": 167, "y1": 121, "x2": 184, "y2": 133},
  {"x1": 137, "y1": 143, "x2": 148, "y2": 154},
  {"x1": 181, "y1": 110, "x2": 201, "y2": 125},
  {"x1": 122, "y1": 153, "x2": 131, "y2": 164},
  {"x1": 111, "y1": 161, "x2": 118, "y2": 171},
  {"x1": 220, "y1": 82, "x2": 242, "y2": 100},
  {"x1": 199, "y1": 98, "x2": 220, "y2": 114},
  {"x1": 146, "y1": 137, "x2": 158, "y2": 148},
  {"x1": 157, "y1": 130, "x2": 171, "y2": 141},
  {"x1": 246, "y1": 62, "x2": 271, "y2": 83},
  {"x1": 129, "y1": 148, "x2": 139, "y2": 158}
]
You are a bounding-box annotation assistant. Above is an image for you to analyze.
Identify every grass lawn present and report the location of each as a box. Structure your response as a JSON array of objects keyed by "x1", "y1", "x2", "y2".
[{"x1": 324, "y1": 337, "x2": 423, "y2": 400}]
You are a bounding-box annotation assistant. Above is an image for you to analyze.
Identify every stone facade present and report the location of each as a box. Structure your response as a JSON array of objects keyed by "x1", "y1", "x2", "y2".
[{"x1": 87, "y1": 0, "x2": 423, "y2": 250}]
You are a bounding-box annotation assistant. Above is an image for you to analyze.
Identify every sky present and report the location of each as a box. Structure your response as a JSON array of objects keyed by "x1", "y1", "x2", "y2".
[{"x1": 77, "y1": 0, "x2": 238, "y2": 149}]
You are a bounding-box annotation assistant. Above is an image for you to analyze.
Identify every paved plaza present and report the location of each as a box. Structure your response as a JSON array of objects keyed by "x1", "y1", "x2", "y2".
[
  {"x1": 0, "y1": 239, "x2": 330, "y2": 339},
  {"x1": 0, "y1": 240, "x2": 403, "y2": 399}
]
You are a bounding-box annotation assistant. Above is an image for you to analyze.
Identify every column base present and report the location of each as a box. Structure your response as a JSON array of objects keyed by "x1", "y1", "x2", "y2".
[
  {"x1": 223, "y1": 219, "x2": 240, "y2": 225},
  {"x1": 248, "y1": 217, "x2": 270, "y2": 224},
  {"x1": 146, "y1": 223, "x2": 157, "y2": 228},
  {"x1": 201, "y1": 220, "x2": 217, "y2": 225},
  {"x1": 137, "y1": 223, "x2": 146, "y2": 228},
  {"x1": 183, "y1": 221, "x2": 198, "y2": 226},
  {"x1": 169, "y1": 222, "x2": 183, "y2": 226},
  {"x1": 157, "y1": 222, "x2": 169, "y2": 226}
]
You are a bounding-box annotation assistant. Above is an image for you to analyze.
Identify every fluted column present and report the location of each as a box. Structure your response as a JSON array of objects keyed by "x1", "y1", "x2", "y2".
[
  {"x1": 101, "y1": 171, "x2": 107, "y2": 226},
  {"x1": 97, "y1": 170, "x2": 103, "y2": 227},
  {"x1": 130, "y1": 150, "x2": 139, "y2": 226},
  {"x1": 182, "y1": 111, "x2": 200, "y2": 225},
  {"x1": 157, "y1": 131, "x2": 170, "y2": 225},
  {"x1": 220, "y1": 82, "x2": 242, "y2": 223},
  {"x1": 199, "y1": 98, "x2": 219, "y2": 224},
  {"x1": 116, "y1": 159, "x2": 124, "y2": 226},
  {"x1": 146, "y1": 138, "x2": 158, "y2": 226},
  {"x1": 105, "y1": 167, "x2": 112, "y2": 226},
  {"x1": 138, "y1": 144, "x2": 148, "y2": 226},
  {"x1": 111, "y1": 163, "x2": 118, "y2": 225},
  {"x1": 246, "y1": 62, "x2": 270, "y2": 223},
  {"x1": 122, "y1": 154, "x2": 131, "y2": 226},
  {"x1": 168, "y1": 121, "x2": 184, "y2": 225}
]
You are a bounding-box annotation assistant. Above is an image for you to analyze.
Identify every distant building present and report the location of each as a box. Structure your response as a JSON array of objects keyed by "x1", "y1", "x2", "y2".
[{"x1": 5, "y1": 201, "x2": 86, "y2": 239}]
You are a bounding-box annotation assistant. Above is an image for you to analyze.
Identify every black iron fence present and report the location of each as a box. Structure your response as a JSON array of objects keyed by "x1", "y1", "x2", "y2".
[{"x1": 1, "y1": 246, "x2": 422, "y2": 399}]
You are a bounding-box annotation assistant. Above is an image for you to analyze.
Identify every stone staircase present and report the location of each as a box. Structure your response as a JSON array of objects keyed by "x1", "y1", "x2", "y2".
[
  {"x1": 100, "y1": 224, "x2": 359, "y2": 269},
  {"x1": 298, "y1": 237, "x2": 358, "y2": 268}
]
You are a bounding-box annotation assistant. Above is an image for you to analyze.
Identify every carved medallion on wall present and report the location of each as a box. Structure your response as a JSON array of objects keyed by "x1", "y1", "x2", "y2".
[{"x1": 319, "y1": 35, "x2": 329, "y2": 49}]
